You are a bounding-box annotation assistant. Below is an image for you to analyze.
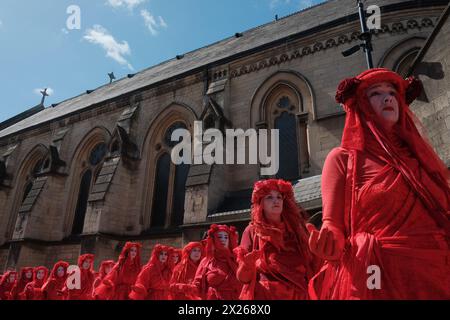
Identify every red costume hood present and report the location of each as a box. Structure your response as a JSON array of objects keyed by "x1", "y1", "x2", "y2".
[
  {"x1": 148, "y1": 244, "x2": 172, "y2": 268},
  {"x1": 98, "y1": 260, "x2": 116, "y2": 279},
  {"x1": 49, "y1": 261, "x2": 69, "y2": 280},
  {"x1": 205, "y1": 224, "x2": 238, "y2": 259},
  {"x1": 78, "y1": 254, "x2": 95, "y2": 271},
  {"x1": 117, "y1": 242, "x2": 141, "y2": 270},
  {"x1": 0, "y1": 271, "x2": 17, "y2": 286},
  {"x1": 32, "y1": 266, "x2": 49, "y2": 287}
]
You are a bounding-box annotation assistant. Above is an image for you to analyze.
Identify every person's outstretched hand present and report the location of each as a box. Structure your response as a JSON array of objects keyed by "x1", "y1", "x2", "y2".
[{"x1": 307, "y1": 223, "x2": 345, "y2": 261}]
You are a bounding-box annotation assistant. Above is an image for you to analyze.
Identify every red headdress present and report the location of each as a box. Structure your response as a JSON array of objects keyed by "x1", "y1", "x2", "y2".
[
  {"x1": 10, "y1": 267, "x2": 33, "y2": 299},
  {"x1": 48, "y1": 261, "x2": 69, "y2": 281},
  {"x1": 117, "y1": 242, "x2": 142, "y2": 270},
  {"x1": 98, "y1": 260, "x2": 116, "y2": 279},
  {"x1": 32, "y1": 266, "x2": 49, "y2": 287},
  {"x1": 78, "y1": 254, "x2": 95, "y2": 270},
  {"x1": 205, "y1": 224, "x2": 239, "y2": 259},
  {"x1": 148, "y1": 244, "x2": 172, "y2": 266},
  {"x1": 0, "y1": 270, "x2": 17, "y2": 286},
  {"x1": 336, "y1": 68, "x2": 450, "y2": 233}
]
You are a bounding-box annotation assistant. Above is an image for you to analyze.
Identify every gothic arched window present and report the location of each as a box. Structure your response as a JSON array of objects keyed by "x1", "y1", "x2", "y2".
[
  {"x1": 264, "y1": 86, "x2": 308, "y2": 181},
  {"x1": 150, "y1": 121, "x2": 190, "y2": 228},
  {"x1": 71, "y1": 142, "x2": 107, "y2": 235}
]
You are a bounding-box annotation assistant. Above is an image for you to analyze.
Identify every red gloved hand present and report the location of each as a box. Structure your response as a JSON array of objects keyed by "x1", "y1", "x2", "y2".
[{"x1": 307, "y1": 223, "x2": 345, "y2": 261}]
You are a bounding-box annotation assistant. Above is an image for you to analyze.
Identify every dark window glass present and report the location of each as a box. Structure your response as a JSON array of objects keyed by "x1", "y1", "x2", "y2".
[
  {"x1": 89, "y1": 143, "x2": 107, "y2": 166},
  {"x1": 275, "y1": 112, "x2": 300, "y2": 181},
  {"x1": 164, "y1": 122, "x2": 187, "y2": 148},
  {"x1": 171, "y1": 163, "x2": 190, "y2": 227},
  {"x1": 277, "y1": 96, "x2": 291, "y2": 109},
  {"x1": 151, "y1": 153, "x2": 171, "y2": 227},
  {"x1": 72, "y1": 170, "x2": 92, "y2": 235}
]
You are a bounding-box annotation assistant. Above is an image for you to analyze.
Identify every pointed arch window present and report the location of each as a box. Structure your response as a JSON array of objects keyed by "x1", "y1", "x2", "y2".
[
  {"x1": 150, "y1": 122, "x2": 190, "y2": 228},
  {"x1": 264, "y1": 85, "x2": 309, "y2": 181},
  {"x1": 71, "y1": 142, "x2": 107, "y2": 235}
]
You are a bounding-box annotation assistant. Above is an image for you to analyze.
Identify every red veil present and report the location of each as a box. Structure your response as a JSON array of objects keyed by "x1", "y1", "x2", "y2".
[
  {"x1": 66, "y1": 254, "x2": 95, "y2": 300},
  {"x1": 236, "y1": 179, "x2": 317, "y2": 300},
  {"x1": 93, "y1": 260, "x2": 115, "y2": 289}
]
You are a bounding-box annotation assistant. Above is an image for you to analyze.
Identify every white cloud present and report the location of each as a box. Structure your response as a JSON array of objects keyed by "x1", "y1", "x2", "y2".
[
  {"x1": 34, "y1": 88, "x2": 54, "y2": 96},
  {"x1": 107, "y1": 0, "x2": 146, "y2": 10},
  {"x1": 84, "y1": 25, "x2": 134, "y2": 70},
  {"x1": 141, "y1": 9, "x2": 167, "y2": 36}
]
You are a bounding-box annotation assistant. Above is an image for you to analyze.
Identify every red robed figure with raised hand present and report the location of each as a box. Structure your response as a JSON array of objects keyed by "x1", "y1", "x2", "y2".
[
  {"x1": 93, "y1": 260, "x2": 115, "y2": 290},
  {"x1": 10, "y1": 267, "x2": 33, "y2": 300},
  {"x1": 169, "y1": 242, "x2": 204, "y2": 300},
  {"x1": 41, "y1": 261, "x2": 69, "y2": 300},
  {"x1": 0, "y1": 271, "x2": 17, "y2": 300},
  {"x1": 308, "y1": 68, "x2": 450, "y2": 299},
  {"x1": 66, "y1": 254, "x2": 95, "y2": 300},
  {"x1": 94, "y1": 242, "x2": 142, "y2": 300},
  {"x1": 235, "y1": 179, "x2": 318, "y2": 300},
  {"x1": 129, "y1": 244, "x2": 172, "y2": 300},
  {"x1": 192, "y1": 224, "x2": 242, "y2": 300},
  {"x1": 22, "y1": 266, "x2": 48, "y2": 300}
]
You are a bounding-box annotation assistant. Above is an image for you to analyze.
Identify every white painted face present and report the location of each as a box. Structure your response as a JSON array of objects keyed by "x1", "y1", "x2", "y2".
[
  {"x1": 215, "y1": 231, "x2": 229, "y2": 249},
  {"x1": 9, "y1": 273, "x2": 16, "y2": 282},
  {"x1": 25, "y1": 270, "x2": 33, "y2": 279},
  {"x1": 366, "y1": 82, "x2": 400, "y2": 131},
  {"x1": 189, "y1": 247, "x2": 202, "y2": 262},
  {"x1": 104, "y1": 265, "x2": 113, "y2": 275},
  {"x1": 129, "y1": 246, "x2": 137, "y2": 259},
  {"x1": 56, "y1": 266, "x2": 65, "y2": 278},
  {"x1": 262, "y1": 190, "x2": 283, "y2": 218},
  {"x1": 82, "y1": 259, "x2": 91, "y2": 270},
  {"x1": 172, "y1": 253, "x2": 180, "y2": 264},
  {"x1": 36, "y1": 270, "x2": 45, "y2": 280},
  {"x1": 159, "y1": 251, "x2": 168, "y2": 264}
]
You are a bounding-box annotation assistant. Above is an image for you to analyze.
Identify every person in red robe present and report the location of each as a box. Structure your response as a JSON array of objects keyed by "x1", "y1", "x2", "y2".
[
  {"x1": 93, "y1": 260, "x2": 115, "y2": 290},
  {"x1": 41, "y1": 261, "x2": 69, "y2": 300},
  {"x1": 66, "y1": 253, "x2": 96, "y2": 300},
  {"x1": 22, "y1": 266, "x2": 48, "y2": 300},
  {"x1": 308, "y1": 68, "x2": 450, "y2": 299},
  {"x1": 169, "y1": 242, "x2": 204, "y2": 300},
  {"x1": 0, "y1": 271, "x2": 17, "y2": 300},
  {"x1": 10, "y1": 267, "x2": 33, "y2": 300},
  {"x1": 93, "y1": 242, "x2": 142, "y2": 300},
  {"x1": 235, "y1": 179, "x2": 318, "y2": 300},
  {"x1": 129, "y1": 244, "x2": 172, "y2": 300},
  {"x1": 192, "y1": 224, "x2": 242, "y2": 300}
]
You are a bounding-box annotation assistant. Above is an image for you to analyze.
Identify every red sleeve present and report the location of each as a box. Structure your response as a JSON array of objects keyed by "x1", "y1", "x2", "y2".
[
  {"x1": 321, "y1": 147, "x2": 348, "y2": 230},
  {"x1": 239, "y1": 225, "x2": 253, "y2": 252}
]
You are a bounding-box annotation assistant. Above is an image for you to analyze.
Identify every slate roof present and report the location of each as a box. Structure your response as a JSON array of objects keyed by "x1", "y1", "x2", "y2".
[{"x1": 0, "y1": 0, "x2": 425, "y2": 139}]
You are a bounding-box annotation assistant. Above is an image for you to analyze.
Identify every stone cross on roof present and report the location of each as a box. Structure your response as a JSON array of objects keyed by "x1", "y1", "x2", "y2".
[{"x1": 40, "y1": 88, "x2": 49, "y2": 106}]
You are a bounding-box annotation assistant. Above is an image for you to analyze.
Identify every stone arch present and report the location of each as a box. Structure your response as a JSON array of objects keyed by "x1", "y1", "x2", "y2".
[
  {"x1": 1, "y1": 144, "x2": 48, "y2": 243},
  {"x1": 250, "y1": 70, "x2": 316, "y2": 127},
  {"x1": 377, "y1": 36, "x2": 427, "y2": 73},
  {"x1": 139, "y1": 103, "x2": 197, "y2": 230},
  {"x1": 62, "y1": 126, "x2": 111, "y2": 236}
]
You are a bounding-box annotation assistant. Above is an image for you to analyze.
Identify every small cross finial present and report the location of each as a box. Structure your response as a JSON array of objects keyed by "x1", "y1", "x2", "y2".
[
  {"x1": 40, "y1": 88, "x2": 49, "y2": 105},
  {"x1": 108, "y1": 72, "x2": 116, "y2": 84}
]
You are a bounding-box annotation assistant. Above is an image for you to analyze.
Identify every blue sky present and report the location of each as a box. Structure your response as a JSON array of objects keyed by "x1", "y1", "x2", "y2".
[{"x1": 0, "y1": 0, "x2": 326, "y2": 123}]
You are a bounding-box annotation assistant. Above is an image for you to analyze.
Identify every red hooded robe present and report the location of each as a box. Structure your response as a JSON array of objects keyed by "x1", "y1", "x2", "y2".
[
  {"x1": 94, "y1": 242, "x2": 142, "y2": 300},
  {"x1": 22, "y1": 267, "x2": 48, "y2": 300},
  {"x1": 93, "y1": 260, "x2": 115, "y2": 290},
  {"x1": 169, "y1": 242, "x2": 204, "y2": 300},
  {"x1": 129, "y1": 244, "x2": 172, "y2": 300},
  {"x1": 235, "y1": 179, "x2": 318, "y2": 300},
  {"x1": 0, "y1": 271, "x2": 17, "y2": 300},
  {"x1": 192, "y1": 224, "x2": 242, "y2": 300},
  {"x1": 9, "y1": 267, "x2": 33, "y2": 300},
  {"x1": 66, "y1": 254, "x2": 96, "y2": 300},
  {"x1": 41, "y1": 261, "x2": 69, "y2": 300}
]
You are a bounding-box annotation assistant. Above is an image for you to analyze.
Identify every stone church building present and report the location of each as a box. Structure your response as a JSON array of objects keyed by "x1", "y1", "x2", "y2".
[{"x1": 1, "y1": 0, "x2": 449, "y2": 271}]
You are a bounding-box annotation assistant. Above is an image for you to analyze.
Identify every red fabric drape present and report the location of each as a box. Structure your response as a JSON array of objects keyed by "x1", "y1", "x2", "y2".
[
  {"x1": 309, "y1": 68, "x2": 450, "y2": 300},
  {"x1": 22, "y1": 267, "x2": 48, "y2": 300},
  {"x1": 41, "y1": 261, "x2": 69, "y2": 300},
  {"x1": 0, "y1": 271, "x2": 17, "y2": 300},
  {"x1": 9, "y1": 268, "x2": 33, "y2": 300},
  {"x1": 66, "y1": 254, "x2": 95, "y2": 300}
]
